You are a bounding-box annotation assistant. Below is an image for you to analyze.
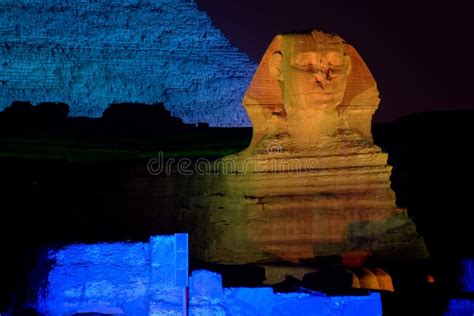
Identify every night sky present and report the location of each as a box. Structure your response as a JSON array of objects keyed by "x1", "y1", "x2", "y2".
[{"x1": 197, "y1": 0, "x2": 474, "y2": 122}]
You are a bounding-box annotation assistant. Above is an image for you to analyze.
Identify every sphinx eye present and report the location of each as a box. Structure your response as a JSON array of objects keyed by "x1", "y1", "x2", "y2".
[
  {"x1": 292, "y1": 54, "x2": 316, "y2": 69},
  {"x1": 328, "y1": 67, "x2": 346, "y2": 78},
  {"x1": 328, "y1": 56, "x2": 344, "y2": 66},
  {"x1": 293, "y1": 60, "x2": 316, "y2": 72},
  {"x1": 294, "y1": 59, "x2": 313, "y2": 67}
]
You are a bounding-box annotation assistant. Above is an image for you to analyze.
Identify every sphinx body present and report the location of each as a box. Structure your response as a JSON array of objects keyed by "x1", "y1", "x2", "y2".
[{"x1": 184, "y1": 31, "x2": 428, "y2": 264}]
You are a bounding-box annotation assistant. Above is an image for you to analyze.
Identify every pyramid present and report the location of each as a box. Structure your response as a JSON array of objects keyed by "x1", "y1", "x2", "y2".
[{"x1": 0, "y1": 0, "x2": 256, "y2": 126}]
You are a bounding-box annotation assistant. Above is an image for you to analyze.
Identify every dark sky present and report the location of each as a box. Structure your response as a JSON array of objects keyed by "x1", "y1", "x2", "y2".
[{"x1": 196, "y1": 0, "x2": 474, "y2": 122}]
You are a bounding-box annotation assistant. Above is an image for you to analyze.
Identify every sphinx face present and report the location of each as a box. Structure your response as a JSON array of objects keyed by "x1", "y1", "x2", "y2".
[
  {"x1": 280, "y1": 33, "x2": 350, "y2": 110},
  {"x1": 243, "y1": 30, "x2": 379, "y2": 152}
]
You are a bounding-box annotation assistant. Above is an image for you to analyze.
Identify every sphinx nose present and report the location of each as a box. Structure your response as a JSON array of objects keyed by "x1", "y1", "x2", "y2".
[
  {"x1": 315, "y1": 71, "x2": 326, "y2": 82},
  {"x1": 314, "y1": 71, "x2": 327, "y2": 89}
]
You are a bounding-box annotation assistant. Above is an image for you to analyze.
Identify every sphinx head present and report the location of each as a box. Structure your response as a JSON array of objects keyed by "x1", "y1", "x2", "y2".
[
  {"x1": 242, "y1": 30, "x2": 380, "y2": 155},
  {"x1": 270, "y1": 31, "x2": 351, "y2": 111}
]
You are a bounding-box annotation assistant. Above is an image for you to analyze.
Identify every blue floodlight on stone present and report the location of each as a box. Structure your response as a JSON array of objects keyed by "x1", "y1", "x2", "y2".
[
  {"x1": 443, "y1": 258, "x2": 474, "y2": 315},
  {"x1": 444, "y1": 299, "x2": 474, "y2": 316},
  {"x1": 0, "y1": 0, "x2": 256, "y2": 126},
  {"x1": 36, "y1": 235, "x2": 188, "y2": 315},
  {"x1": 460, "y1": 258, "x2": 474, "y2": 293},
  {"x1": 189, "y1": 270, "x2": 382, "y2": 316},
  {"x1": 34, "y1": 234, "x2": 382, "y2": 315}
]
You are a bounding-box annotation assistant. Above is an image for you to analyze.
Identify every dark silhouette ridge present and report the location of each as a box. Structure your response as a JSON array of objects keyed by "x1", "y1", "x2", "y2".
[
  {"x1": 0, "y1": 101, "x2": 69, "y2": 133},
  {"x1": 0, "y1": 101, "x2": 193, "y2": 137},
  {"x1": 102, "y1": 102, "x2": 187, "y2": 136}
]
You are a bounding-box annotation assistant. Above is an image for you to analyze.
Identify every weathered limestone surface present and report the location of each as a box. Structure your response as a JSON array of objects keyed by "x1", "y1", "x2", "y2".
[
  {"x1": 0, "y1": 0, "x2": 256, "y2": 126},
  {"x1": 36, "y1": 236, "x2": 185, "y2": 315},
  {"x1": 189, "y1": 270, "x2": 383, "y2": 316},
  {"x1": 33, "y1": 243, "x2": 383, "y2": 316},
  {"x1": 184, "y1": 30, "x2": 428, "y2": 264}
]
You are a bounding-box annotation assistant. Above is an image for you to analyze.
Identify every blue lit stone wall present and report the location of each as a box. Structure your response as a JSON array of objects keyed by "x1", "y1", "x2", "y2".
[
  {"x1": 0, "y1": 0, "x2": 256, "y2": 126},
  {"x1": 460, "y1": 258, "x2": 474, "y2": 293},
  {"x1": 36, "y1": 235, "x2": 187, "y2": 315},
  {"x1": 34, "y1": 236, "x2": 383, "y2": 315},
  {"x1": 190, "y1": 270, "x2": 383, "y2": 316},
  {"x1": 443, "y1": 258, "x2": 474, "y2": 315}
]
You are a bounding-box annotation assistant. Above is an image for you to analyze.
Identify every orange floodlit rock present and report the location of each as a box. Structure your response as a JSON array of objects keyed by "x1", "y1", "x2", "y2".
[
  {"x1": 427, "y1": 274, "x2": 436, "y2": 283},
  {"x1": 373, "y1": 268, "x2": 395, "y2": 292},
  {"x1": 242, "y1": 30, "x2": 379, "y2": 157},
  {"x1": 357, "y1": 268, "x2": 380, "y2": 290},
  {"x1": 186, "y1": 30, "x2": 428, "y2": 264},
  {"x1": 340, "y1": 250, "x2": 371, "y2": 268}
]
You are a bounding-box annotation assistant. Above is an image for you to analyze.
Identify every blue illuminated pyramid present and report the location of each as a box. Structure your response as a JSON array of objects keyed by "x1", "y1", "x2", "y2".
[{"x1": 0, "y1": 0, "x2": 256, "y2": 126}]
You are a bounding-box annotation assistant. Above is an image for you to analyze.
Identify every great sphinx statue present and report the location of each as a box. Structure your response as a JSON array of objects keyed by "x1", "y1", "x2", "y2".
[
  {"x1": 244, "y1": 30, "x2": 377, "y2": 155},
  {"x1": 184, "y1": 30, "x2": 428, "y2": 264}
]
